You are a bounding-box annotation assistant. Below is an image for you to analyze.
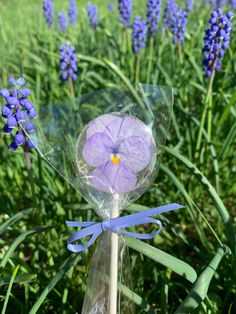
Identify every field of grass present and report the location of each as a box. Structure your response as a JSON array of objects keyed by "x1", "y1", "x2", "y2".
[{"x1": 0, "y1": 0, "x2": 236, "y2": 313}]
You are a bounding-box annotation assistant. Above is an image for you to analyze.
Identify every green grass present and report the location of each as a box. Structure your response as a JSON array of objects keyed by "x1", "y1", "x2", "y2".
[{"x1": 0, "y1": 0, "x2": 236, "y2": 313}]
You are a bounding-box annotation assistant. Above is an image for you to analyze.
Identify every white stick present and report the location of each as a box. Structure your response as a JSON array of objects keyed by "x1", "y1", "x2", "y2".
[{"x1": 109, "y1": 194, "x2": 119, "y2": 314}]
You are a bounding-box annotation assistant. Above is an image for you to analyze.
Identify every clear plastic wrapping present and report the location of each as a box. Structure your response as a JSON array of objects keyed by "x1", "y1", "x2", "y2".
[{"x1": 21, "y1": 85, "x2": 173, "y2": 313}]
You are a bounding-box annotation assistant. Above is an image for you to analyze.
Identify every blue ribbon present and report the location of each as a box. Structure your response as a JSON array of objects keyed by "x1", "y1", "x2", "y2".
[{"x1": 66, "y1": 203, "x2": 184, "y2": 253}]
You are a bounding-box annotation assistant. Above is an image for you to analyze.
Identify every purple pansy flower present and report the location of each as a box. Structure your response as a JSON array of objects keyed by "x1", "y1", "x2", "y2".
[{"x1": 82, "y1": 114, "x2": 154, "y2": 194}]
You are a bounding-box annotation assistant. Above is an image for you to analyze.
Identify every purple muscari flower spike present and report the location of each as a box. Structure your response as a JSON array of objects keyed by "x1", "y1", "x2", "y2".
[
  {"x1": 163, "y1": 1, "x2": 188, "y2": 44},
  {"x1": 211, "y1": 0, "x2": 225, "y2": 7},
  {"x1": 87, "y1": 3, "x2": 99, "y2": 29},
  {"x1": 146, "y1": 0, "x2": 162, "y2": 37},
  {"x1": 58, "y1": 12, "x2": 67, "y2": 32},
  {"x1": 132, "y1": 16, "x2": 147, "y2": 53},
  {"x1": 228, "y1": 0, "x2": 236, "y2": 9},
  {"x1": 186, "y1": 0, "x2": 192, "y2": 12},
  {"x1": 68, "y1": 0, "x2": 78, "y2": 25},
  {"x1": 43, "y1": 0, "x2": 54, "y2": 27},
  {"x1": 163, "y1": 0, "x2": 177, "y2": 29},
  {"x1": 108, "y1": 2, "x2": 114, "y2": 11},
  {"x1": 203, "y1": 9, "x2": 234, "y2": 77},
  {"x1": 0, "y1": 77, "x2": 37, "y2": 151},
  {"x1": 60, "y1": 43, "x2": 78, "y2": 82},
  {"x1": 172, "y1": 7, "x2": 188, "y2": 44},
  {"x1": 118, "y1": 0, "x2": 132, "y2": 28}
]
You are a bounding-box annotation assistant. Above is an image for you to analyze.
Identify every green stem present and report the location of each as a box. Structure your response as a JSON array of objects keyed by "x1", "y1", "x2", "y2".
[
  {"x1": 146, "y1": 37, "x2": 154, "y2": 84},
  {"x1": 69, "y1": 76, "x2": 75, "y2": 98},
  {"x1": 207, "y1": 74, "x2": 214, "y2": 140},
  {"x1": 135, "y1": 53, "x2": 141, "y2": 87},
  {"x1": 177, "y1": 40, "x2": 183, "y2": 64},
  {"x1": 196, "y1": 71, "x2": 215, "y2": 152},
  {"x1": 23, "y1": 148, "x2": 37, "y2": 209}
]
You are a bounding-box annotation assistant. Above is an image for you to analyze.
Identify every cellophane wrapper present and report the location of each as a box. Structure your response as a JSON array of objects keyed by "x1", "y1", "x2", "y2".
[{"x1": 21, "y1": 85, "x2": 173, "y2": 313}]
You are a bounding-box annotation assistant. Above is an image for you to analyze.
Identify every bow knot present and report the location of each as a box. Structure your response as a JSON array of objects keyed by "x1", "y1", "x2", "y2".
[
  {"x1": 66, "y1": 203, "x2": 184, "y2": 253},
  {"x1": 101, "y1": 219, "x2": 111, "y2": 232}
]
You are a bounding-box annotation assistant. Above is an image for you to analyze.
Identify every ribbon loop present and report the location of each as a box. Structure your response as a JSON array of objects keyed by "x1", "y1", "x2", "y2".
[{"x1": 66, "y1": 203, "x2": 184, "y2": 253}]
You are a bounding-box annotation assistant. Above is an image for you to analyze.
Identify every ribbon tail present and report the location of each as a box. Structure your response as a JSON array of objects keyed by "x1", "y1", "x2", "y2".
[{"x1": 67, "y1": 230, "x2": 101, "y2": 253}]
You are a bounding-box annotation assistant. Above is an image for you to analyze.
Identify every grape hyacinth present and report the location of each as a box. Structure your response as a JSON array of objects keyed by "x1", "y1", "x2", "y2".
[
  {"x1": 0, "y1": 77, "x2": 37, "y2": 151},
  {"x1": 171, "y1": 7, "x2": 188, "y2": 44},
  {"x1": 132, "y1": 16, "x2": 147, "y2": 53},
  {"x1": 203, "y1": 9, "x2": 233, "y2": 77},
  {"x1": 60, "y1": 44, "x2": 78, "y2": 81},
  {"x1": 43, "y1": 0, "x2": 54, "y2": 27},
  {"x1": 108, "y1": 2, "x2": 114, "y2": 11},
  {"x1": 146, "y1": 0, "x2": 162, "y2": 37},
  {"x1": 163, "y1": 0, "x2": 177, "y2": 29},
  {"x1": 228, "y1": 0, "x2": 236, "y2": 9},
  {"x1": 87, "y1": 3, "x2": 99, "y2": 29},
  {"x1": 58, "y1": 12, "x2": 67, "y2": 32},
  {"x1": 118, "y1": 0, "x2": 132, "y2": 28},
  {"x1": 186, "y1": 0, "x2": 192, "y2": 12},
  {"x1": 210, "y1": 0, "x2": 225, "y2": 8},
  {"x1": 68, "y1": 0, "x2": 78, "y2": 26}
]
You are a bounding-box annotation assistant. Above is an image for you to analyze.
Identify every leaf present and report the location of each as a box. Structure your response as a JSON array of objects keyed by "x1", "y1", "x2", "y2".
[
  {"x1": 1, "y1": 265, "x2": 19, "y2": 314},
  {"x1": 0, "y1": 226, "x2": 52, "y2": 268},
  {"x1": 120, "y1": 283, "x2": 155, "y2": 314},
  {"x1": 218, "y1": 120, "x2": 236, "y2": 160},
  {"x1": 103, "y1": 58, "x2": 145, "y2": 110},
  {"x1": 29, "y1": 254, "x2": 81, "y2": 314},
  {"x1": 174, "y1": 246, "x2": 229, "y2": 313},
  {"x1": 184, "y1": 48, "x2": 204, "y2": 84},
  {"x1": 217, "y1": 89, "x2": 236, "y2": 128},
  {"x1": 78, "y1": 53, "x2": 106, "y2": 68},
  {"x1": 0, "y1": 208, "x2": 34, "y2": 236},
  {"x1": 126, "y1": 237, "x2": 197, "y2": 283},
  {"x1": 0, "y1": 274, "x2": 37, "y2": 286},
  {"x1": 162, "y1": 146, "x2": 235, "y2": 254}
]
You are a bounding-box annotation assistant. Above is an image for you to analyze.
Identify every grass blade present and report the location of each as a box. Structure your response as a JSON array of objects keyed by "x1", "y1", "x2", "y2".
[
  {"x1": 0, "y1": 208, "x2": 34, "y2": 236},
  {"x1": 1, "y1": 226, "x2": 52, "y2": 268},
  {"x1": 162, "y1": 146, "x2": 235, "y2": 254},
  {"x1": 1, "y1": 265, "x2": 19, "y2": 314},
  {"x1": 126, "y1": 237, "x2": 197, "y2": 283},
  {"x1": 174, "y1": 246, "x2": 229, "y2": 313},
  {"x1": 29, "y1": 254, "x2": 81, "y2": 314}
]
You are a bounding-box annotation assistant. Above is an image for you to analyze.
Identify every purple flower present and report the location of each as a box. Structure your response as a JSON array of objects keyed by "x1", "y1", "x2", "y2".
[
  {"x1": 163, "y1": 0, "x2": 177, "y2": 29},
  {"x1": 132, "y1": 16, "x2": 147, "y2": 53},
  {"x1": 211, "y1": 0, "x2": 225, "y2": 8},
  {"x1": 87, "y1": 3, "x2": 98, "y2": 29},
  {"x1": 186, "y1": 0, "x2": 192, "y2": 12},
  {"x1": 58, "y1": 12, "x2": 67, "y2": 32},
  {"x1": 228, "y1": 0, "x2": 236, "y2": 9},
  {"x1": 146, "y1": 0, "x2": 162, "y2": 37},
  {"x1": 108, "y1": 2, "x2": 114, "y2": 11},
  {"x1": 68, "y1": 0, "x2": 78, "y2": 25},
  {"x1": 163, "y1": 1, "x2": 188, "y2": 44},
  {"x1": 60, "y1": 43, "x2": 78, "y2": 81},
  {"x1": 82, "y1": 114, "x2": 154, "y2": 194},
  {"x1": 0, "y1": 77, "x2": 37, "y2": 151},
  {"x1": 118, "y1": 0, "x2": 132, "y2": 28},
  {"x1": 43, "y1": 0, "x2": 54, "y2": 27},
  {"x1": 203, "y1": 9, "x2": 233, "y2": 77}
]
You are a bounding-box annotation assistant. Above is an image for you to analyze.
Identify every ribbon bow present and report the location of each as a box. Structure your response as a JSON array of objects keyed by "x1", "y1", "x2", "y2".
[{"x1": 66, "y1": 203, "x2": 184, "y2": 253}]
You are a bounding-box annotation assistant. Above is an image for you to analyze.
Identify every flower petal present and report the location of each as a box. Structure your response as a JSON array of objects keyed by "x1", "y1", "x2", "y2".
[
  {"x1": 82, "y1": 133, "x2": 113, "y2": 167},
  {"x1": 105, "y1": 116, "x2": 153, "y2": 145},
  {"x1": 86, "y1": 114, "x2": 121, "y2": 139},
  {"x1": 91, "y1": 162, "x2": 137, "y2": 194},
  {"x1": 119, "y1": 136, "x2": 150, "y2": 172}
]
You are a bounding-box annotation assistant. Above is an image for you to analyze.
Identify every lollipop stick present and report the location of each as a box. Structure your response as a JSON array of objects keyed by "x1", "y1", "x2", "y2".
[{"x1": 109, "y1": 194, "x2": 119, "y2": 314}]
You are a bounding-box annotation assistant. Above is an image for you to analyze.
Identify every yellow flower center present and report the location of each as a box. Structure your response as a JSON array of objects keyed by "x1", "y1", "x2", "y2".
[{"x1": 111, "y1": 154, "x2": 120, "y2": 165}]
